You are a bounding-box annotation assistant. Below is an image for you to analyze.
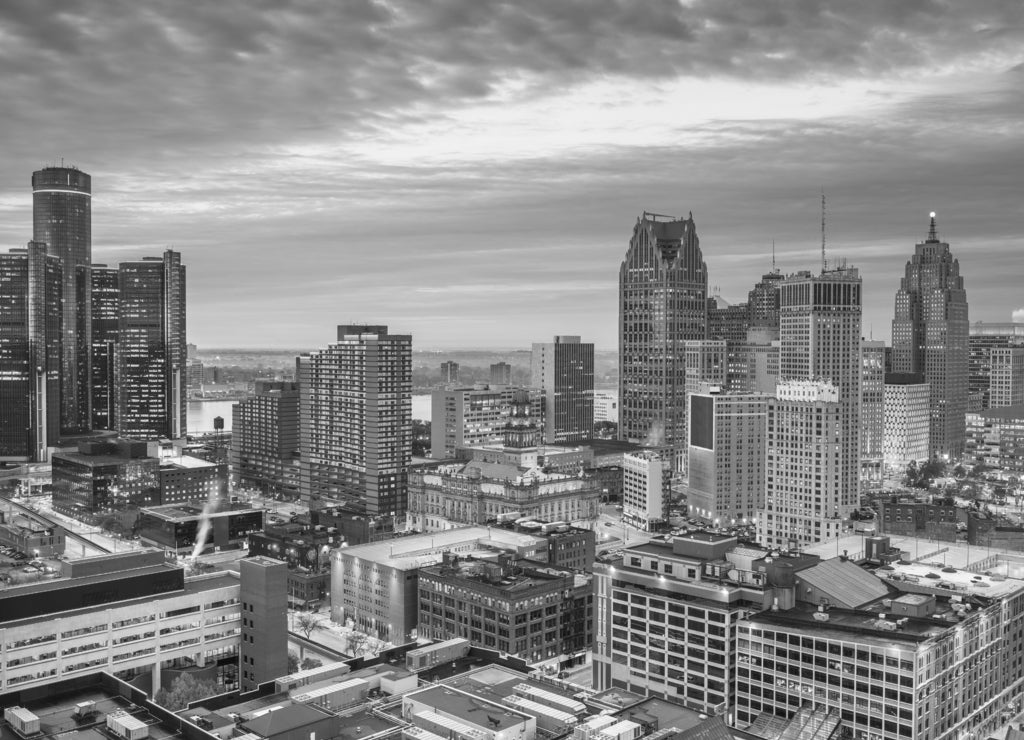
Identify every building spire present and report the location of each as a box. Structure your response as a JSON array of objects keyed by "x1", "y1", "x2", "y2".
[{"x1": 927, "y1": 211, "x2": 938, "y2": 242}]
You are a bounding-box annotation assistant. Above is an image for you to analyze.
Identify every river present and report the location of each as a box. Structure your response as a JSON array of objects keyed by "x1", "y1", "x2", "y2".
[{"x1": 188, "y1": 395, "x2": 433, "y2": 433}]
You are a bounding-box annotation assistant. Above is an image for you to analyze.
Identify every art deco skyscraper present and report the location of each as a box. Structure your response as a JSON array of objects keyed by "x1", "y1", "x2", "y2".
[
  {"x1": 759, "y1": 267, "x2": 862, "y2": 547},
  {"x1": 115, "y1": 250, "x2": 186, "y2": 440},
  {"x1": 891, "y1": 214, "x2": 969, "y2": 458},
  {"x1": 0, "y1": 243, "x2": 62, "y2": 461},
  {"x1": 32, "y1": 165, "x2": 92, "y2": 432},
  {"x1": 298, "y1": 325, "x2": 412, "y2": 517},
  {"x1": 619, "y1": 212, "x2": 707, "y2": 461}
]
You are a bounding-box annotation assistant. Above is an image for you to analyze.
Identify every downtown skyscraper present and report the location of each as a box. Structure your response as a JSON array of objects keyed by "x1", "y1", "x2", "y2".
[
  {"x1": 298, "y1": 325, "x2": 412, "y2": 517},
  {"x1": 0, "y1": 243, "x2": 62, "y2": 461},
  {"x1": 531, "y1": 335, "x2": 594, "y2": 443},
  {"x1": 115, "y1": 250, "x2": 187, "y2": 440},
  {"x1": 619, "y1": 212, "x2": 707, "y2": 464},
  {"x1": 759, "y1": 266, "x2": 862, "y2": 547},
  {"x1": 891, "y1": 214, "x2": 969, "y2": 458}
]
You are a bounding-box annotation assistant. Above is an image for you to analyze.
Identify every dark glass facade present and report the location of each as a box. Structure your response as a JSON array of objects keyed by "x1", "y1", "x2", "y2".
[
  {"x1": 137, "y1": 508, "x2": 264, "y2": 551},
  {"x1": 51, "y1": 446, "x2": 160, "y2": 518},
  {"x1": 0, "y1": 244, "x2": 62, "y2": 460},
  {"x1": 32, "y1": 166, "x2": 92, "y2": 433},
  {"x1": 116, "y1": 251, "x2": 186, "y2": 439},
  {"x1": 90, "y1": 265, "x2": 119, "y2": 429}
]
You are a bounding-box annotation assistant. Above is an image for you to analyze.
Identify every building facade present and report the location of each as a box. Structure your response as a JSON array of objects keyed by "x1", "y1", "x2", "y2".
[
  {"x1": 883, "y1": 374, "x2": 931, "y2": 471},
  {"x1": 968, "y1": 321, "x2": 1024, "y2": 409},
  {"x1": 531, "y1": 335, "x2": 594, "y2": 444},
  {"x1": 989, "y1": 347, "x2": 1024, "y2": 408},
  {"x1": 619, "y1": 212, "x2": 707, "y2": 465},
  {"x1": 136, "y1": 504, "x2": 264, "y2": 554},
  {"x1": 440, "y1": 360, "x2": 459, "y2": 385},
  {"x1": 230, "y1": 380, "x2": 300, "y2": 495},
  {"x1": 430, "y1": 385, "x2": 513, "y2": 460},
  {"x1": 891, "y1": 215, "x2": 969, "y2": 457},
  {"x1": 51, "y1": 439, "x2": 160, "y2": 518},
  {"x1": 686, "y1": 390, "x2": 768, "y2": 526},
  {"x1": 89, "y1": 265, "x2": 119, "y2": 430},
  {"x1": 115, "y1": 250, "x2": 187, "y2": 440},
  {"x1": 32, "y1": 166, "x2": 92, "y2": 434},
  {"x1": 490, "y1": 361, "x2": 511, "y2": 385},
  {"x1": 0, "y1": 244, "x2": 62, "y2": 462},
  {"x1": 965, "y1": 405, "x2": 1024, "y2": 474},
  {"x1": 298, "y1": 325, "x2": 412, "y2": 517},
  {"x1": 622, "y1": 450, "x2": 669, "y2": 531},
  {"x1": 860, "y1": 339, "x2": 886, "y2": 489}
]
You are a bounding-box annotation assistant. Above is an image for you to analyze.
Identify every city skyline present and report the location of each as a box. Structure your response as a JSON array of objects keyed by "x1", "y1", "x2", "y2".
[{"x1": 1, "y1": 2, "x2": 1022, "y2": 350}]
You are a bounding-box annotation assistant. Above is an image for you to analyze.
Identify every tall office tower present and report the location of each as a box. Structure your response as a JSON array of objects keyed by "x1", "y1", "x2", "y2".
[
  {"x1": 430, "y1": 385, "x2": 512, "y2": 459},
  {"x1": 989, "y1": 347, "x2": 1024, "y2": 408},
  {"x1": 531, "y1": 335, "x2": 594, "y2": 443},
  {"x1": 619, "y1": 212, "x2": 707, "y2": 461},
  {"x1": 686, "y1": 389, "x2": 768, "y2": 525},
  {"x1": 759, "y1": 381, "x2": 848, "y2": 548},
  {"x1": 860, "y1": 339, "x2": 886, "y2": 489},
  {"x1": 891, "y1": 214, "x2": 969, "y2": 458},
  {"x1": 298, "y1": 325, "x2": 412, "y2": 516},
  {"x1": 968, "y1": 321, "x2": 1024, "y2": 408},
  {"x1": 440, "y1": 360, "x2": 459, "y2": 385},
  {"x1": 89, "y1": 265, "x2": 119, "y2": 430},
  {"x1": 489, "y1": 361, "x2": 511, "y2": 385},
  {"x1": 683, "y1": 340, "x2": 727, "y2": 394},
  {"x1": 747, "y1": 269, "x2": 784, "y2": 329},
  {"x1": 115, "y1": 250, "x2": 187, "y2": 440},
  {"x1": 761, "y1": 266, "x2": 862, "y2": 547},
  {"x1": 707, "y1": 294, "x2": 748, "y2": 343},
  {"x1": 0, "y1": 243, "x2": 62, "y2": 461},
  {"x1": 729, "y1": 328, "x2": 779, "y2": 393},
  {"x1": 884, "y1": 373, "x2": 931, "y2": 471},
  {"x1": 231, "y1": 380, "x2": 300, "y2": 494},
  {"x1": 32, "y1": 165, "x2": 92, "y2": 433}
]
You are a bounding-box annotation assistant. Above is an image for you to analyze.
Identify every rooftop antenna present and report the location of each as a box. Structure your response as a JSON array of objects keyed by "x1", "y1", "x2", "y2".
[
  {"x1": 821, "y1": 188, "x2": 827, "y2": 274},
  {"x1": 772, "y1": 239, "x2": 776, "y2": 272}
]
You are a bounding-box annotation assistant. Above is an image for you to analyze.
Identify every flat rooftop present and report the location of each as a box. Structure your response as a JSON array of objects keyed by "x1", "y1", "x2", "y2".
[
  {"x1": 407, "y1": 685, "x2": 527, "y2": 731},
  {"x1": 160, "y1": 455, "x2": 220, "y2": 470},
  {"x1": 878, "y1": 560, "x2": 1023, "y2": 599},
  {"x1": 745, "y1": 603, "x2": 949, "y2": 647},
  {"x1": 140, "y1": 503, "x2": 255, "y2": 521},
  {"x1": 337, "y1": 526, "x2": 545, "y2": 570},
  {"x1": 623, "y1": 696, "x2": 713, "y2": 734},
  {"x1": 435, "y1": 665, "x2": 580, "y2": 708}
]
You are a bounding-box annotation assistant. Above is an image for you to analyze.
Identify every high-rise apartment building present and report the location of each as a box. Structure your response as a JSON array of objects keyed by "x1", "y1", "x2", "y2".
[
  {"x1": 298, "y1": 325, "x2": 411, "y2": 517},
  {"x1": 891, "y1": 214, "x2": 969, "y2": 457},
  {"x1": 531, "y1": 335, "x2": 594, "y2": 443},
  {"x1": 230, "y1": 380, "x2": 300, "y2": 495},
  {"x1": 686, "y1": 389, "x2": 768, "y2": 526},
  {"x1": 32, "y1": 166, "x2": 92, "y2": 433},
  {"x1": 989, "y1": 347, "x2": 1024, "y2": 408},
  {"x1": 440, "y1": 360, "x2": 459, "y2": 385},
  {"x1": 760, "y1": 268, "x2": 862, "y2": 547},
  {"x1": 115, "y1": 251, "x2": 186, "y2": 440},
  {"x1": 489, "y1": 361, "x2": 511, "y2": 385},
  {"x1": 89, "y1": 265, "x2": 119, "y2": 430},
  {"x1": 619, "y1": 212, "x2": 707, "y2": 460},
  {"x1": 429, "y1": 384, "x2": 515, "y2": 459},
  {"x1": 860, "y1": 339, "x2": 886, "y2": 488},
  {"x1": 0, "y1": 244, "x2": 62, "y2": 461},
  {"x1": 883, "y1": 373, "x2": 931, "y2": 471}
]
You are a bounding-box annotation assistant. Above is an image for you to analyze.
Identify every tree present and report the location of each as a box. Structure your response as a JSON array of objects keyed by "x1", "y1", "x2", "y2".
[
  {"x1": 295, "y1": 614, "x2": 324, "y2": 640},
  {"x1": 346, "y1": 632, "x2": 368, "y2": 657},
  {"x1": 300, "y1": 657, "x2": 322, "y2": 670},
  {"x1": 154, "y1": 673, "x2": 219, "y2": 710},
  {"x1": 287, "y1": 652, "x2": 300, "y2": 674}
]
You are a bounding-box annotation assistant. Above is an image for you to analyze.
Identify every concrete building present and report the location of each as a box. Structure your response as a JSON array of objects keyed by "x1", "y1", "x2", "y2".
[
  {"x1": 0, "y1": 499, "x2": 65, "y2": 557},
  {"x1": 877, "y1": 495, "x2": 962, "y2": 540},
  {"x1": 230, "y1": 380, "x2": 299, "y2": 495},
  {"x1": 747, "y1": 268, "x2": 784, "y2": 330},
  {"x1": 966, "y1": 405, "x2": 1024, "y2": 474},
  {"x1": 238, "y1": 556, "x2": 288, "y2": 692},
  {"x1": 298, "y1": 325, "x2": 411, "y2": 517},
  {"x1": 531, "y1": 335, "x2": 594, "y2": 443},
  {"x1": 990, "y1": 347, "x2": 1024, "y2": 408},
  {"x1": 727, "y1": 328, "x2": 780, "y2": 394},
  {"x1": 884, "y1": 374, "x2": 931, "y2": 472},
  {"x1": 619, "y1": 212, "x2": 707, "y2": 465},
  {"x1": 490, "y1": 361, "x2": 511, "y2": 385},
  {"x1": 136, "y1": 504, "x2": 264, "y2": 555},
  {"x1": 860, "y1": 339, "x2": 886, "y2": 489},
  {"x1": 593, "y1": 390, "x2": 619, "y2": 424},
  {"x1": 686, "y1": 389, "x2": 768, "y2": 526},
  {"x1": 759, "y1": 381, "x2": 849, "y2": 549},
  {"x1": 0, "y1": 243, "x2": 62, "y2": 462},
  {"x1": 115, "y1": 250, "x2": 187, "y2": 441},
  {"x1": 430, "y1": 384, "x2": 514, "y2": 459},
  {"x1": 891, "y1": 214, "x2": 969, "y2": 457},
  {"x1": 32, "y1": 166, "x2": 92, "y2": 434},
  {"x1": 592, "y1": 531, "x2": 822, "y2": 716},
  {"x1": 158, "y1": 454, "x2": 228, "y2": 506},
  {"x1": 622, "y1": 450, "x2": 669, "y2": 531},
  {"x1": 707, "y1": 295, "x2": 748, "y2": 344},
  {"x1": 968, "y1": 321, "x2": 1024, "y2": 408},
  {"x1": 683, "y1": 340, "x2": 727, "y2": 394},
  {"x1": 248, "y1": 520, "x2": 340, "y2": 609},
  {"x1": 416, "y1": 552, "x2": 592, "y2": 663},
  {"x1": 761, "y1": 267, "x2": 862, "y2": 547},
  {"x1": 0, "y1": 548, "x2": 283, "y2": 695},
  {"x1": 330, "y1": 526, "x2": 547, "y2": 642},
  {"x1": 440, "y1": 360, "x2": 459, "y2": 385}
]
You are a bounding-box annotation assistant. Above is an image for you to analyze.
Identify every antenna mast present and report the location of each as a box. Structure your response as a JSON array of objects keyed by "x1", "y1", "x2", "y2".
[
  {"x1": 821, "y1": 188, "x2": 827, "y2": 273},
  {"x1": 772, "y1": 240, "x2": 776, "y2": 272}
]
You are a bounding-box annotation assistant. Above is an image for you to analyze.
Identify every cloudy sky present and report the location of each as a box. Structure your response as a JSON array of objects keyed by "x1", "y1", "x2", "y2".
[{"x1": 1, "y1": 0, "x2": 1021, "y2": 350}]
